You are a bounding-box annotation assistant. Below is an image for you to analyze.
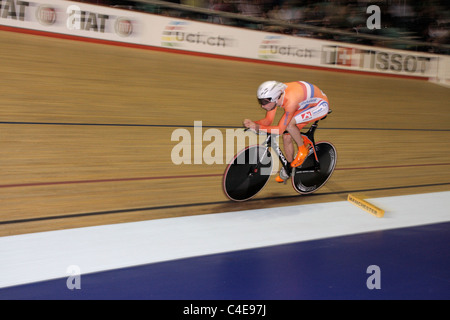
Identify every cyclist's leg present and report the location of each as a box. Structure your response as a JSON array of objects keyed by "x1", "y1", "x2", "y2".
[
  {"x1": 293, "y1": 99, "x2": 329, "y2": 127},
  {"x1": 276, "y1": 132, "x2": 294, "y2": 183},
  {"x1": 285, "y1": 118, "x2": 305, "y2": 159},
  {"x1": 291, "y1": 99, "x2": 329, "y2": 167},
  {"x1": 282, "y1": 131, "x2": 295, "y2": 162}
]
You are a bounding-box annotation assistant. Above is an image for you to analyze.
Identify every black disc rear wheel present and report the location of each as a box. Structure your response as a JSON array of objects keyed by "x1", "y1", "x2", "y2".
[{"x1": 292, "y1": 142, "x2": 337, "y2": 194}]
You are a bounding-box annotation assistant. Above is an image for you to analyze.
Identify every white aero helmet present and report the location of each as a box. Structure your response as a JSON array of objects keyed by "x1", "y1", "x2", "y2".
[{"x1": 257, "y1": 81, "x2": 287, "y2": 105}]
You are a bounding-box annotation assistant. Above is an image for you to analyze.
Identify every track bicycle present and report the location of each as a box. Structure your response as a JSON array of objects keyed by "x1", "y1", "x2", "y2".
[{"x1": 223, "y1": 112, "x2": 337, "y2": 202}]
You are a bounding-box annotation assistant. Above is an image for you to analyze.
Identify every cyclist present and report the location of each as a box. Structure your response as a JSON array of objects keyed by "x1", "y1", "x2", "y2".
[{"x1": 243, "y1": 80, "x2": 330, "y2": 182}]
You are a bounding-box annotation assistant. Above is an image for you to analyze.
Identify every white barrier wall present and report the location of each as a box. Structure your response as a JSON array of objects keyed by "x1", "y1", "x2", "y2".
[
  {"x1": 0, "y1": 0, "x2": 446, "y2": 80},
  {"x1": 431, "y1": 55, "x2": 450, "y2": 87}
]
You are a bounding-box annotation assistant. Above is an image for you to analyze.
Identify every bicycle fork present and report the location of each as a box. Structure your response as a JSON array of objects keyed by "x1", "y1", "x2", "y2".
[{"x1": 249, "y1": 144, "x2": 270, "y2": 177}]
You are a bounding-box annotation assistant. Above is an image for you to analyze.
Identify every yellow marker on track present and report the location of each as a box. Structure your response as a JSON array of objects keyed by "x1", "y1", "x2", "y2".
[{"x1": 347, "y1": 194, "x2": 385, "y2": 218}]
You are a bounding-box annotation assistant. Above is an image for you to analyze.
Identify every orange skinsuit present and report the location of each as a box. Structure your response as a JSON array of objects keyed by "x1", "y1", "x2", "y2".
[
  {"x1": 255, "y1": 81, "x2": 330, "y2": 179},
  {"x1": 255, "y1": 81, "x2": 329, "y2": 134}
]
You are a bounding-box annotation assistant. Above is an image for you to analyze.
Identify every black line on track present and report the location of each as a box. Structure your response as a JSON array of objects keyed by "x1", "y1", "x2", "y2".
[
  {"x1": 1, "y1": 182, "x2": 449, "y2": 226},
  {"x1": 1, "y1": 121, "x2": 449, "y2": 131}
]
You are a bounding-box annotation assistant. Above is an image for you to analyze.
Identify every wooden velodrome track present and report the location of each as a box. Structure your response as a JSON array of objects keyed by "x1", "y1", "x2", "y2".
[{"x1": 1, "y1": 30, "x2": 449, "y2": 237}]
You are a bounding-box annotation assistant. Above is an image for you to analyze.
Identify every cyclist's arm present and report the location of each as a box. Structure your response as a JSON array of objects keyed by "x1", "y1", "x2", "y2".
[
  {"x1": 257, "y1": 105, "x2": 296, "y2": 134},
  {"x1": 254, "y1": 108, "x2": 276, "y2": 127}
]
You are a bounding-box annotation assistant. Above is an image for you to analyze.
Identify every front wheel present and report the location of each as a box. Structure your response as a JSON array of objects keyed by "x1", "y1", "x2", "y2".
[
  {"x1": 223, "y1": 145, "x2": 273, "y2": 201},
  {"x1": 292, "y1": 141, "x2": 337, "y2": 194}
]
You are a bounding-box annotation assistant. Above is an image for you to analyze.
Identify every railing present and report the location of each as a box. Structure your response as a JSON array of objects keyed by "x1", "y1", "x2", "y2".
[{"x1": 103, "y1": 0, "x2": 450, "y2": 54}]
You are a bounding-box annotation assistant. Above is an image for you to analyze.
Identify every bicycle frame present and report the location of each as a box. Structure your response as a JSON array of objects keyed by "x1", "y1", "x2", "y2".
[
  {"x1": 260, "y1": 133, "x2": 292, "y2": 176},
  {"x1": 258, "y1": 119, "x2": 322, "y2": 178},
  {"x1": 250, "y1": 108, "x2": 332, "y2": 176}
]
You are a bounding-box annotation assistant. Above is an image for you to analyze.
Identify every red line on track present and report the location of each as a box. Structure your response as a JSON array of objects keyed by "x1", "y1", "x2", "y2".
[{"x1": 1, "y1": 163, "x2": 449, "y2": 189}]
